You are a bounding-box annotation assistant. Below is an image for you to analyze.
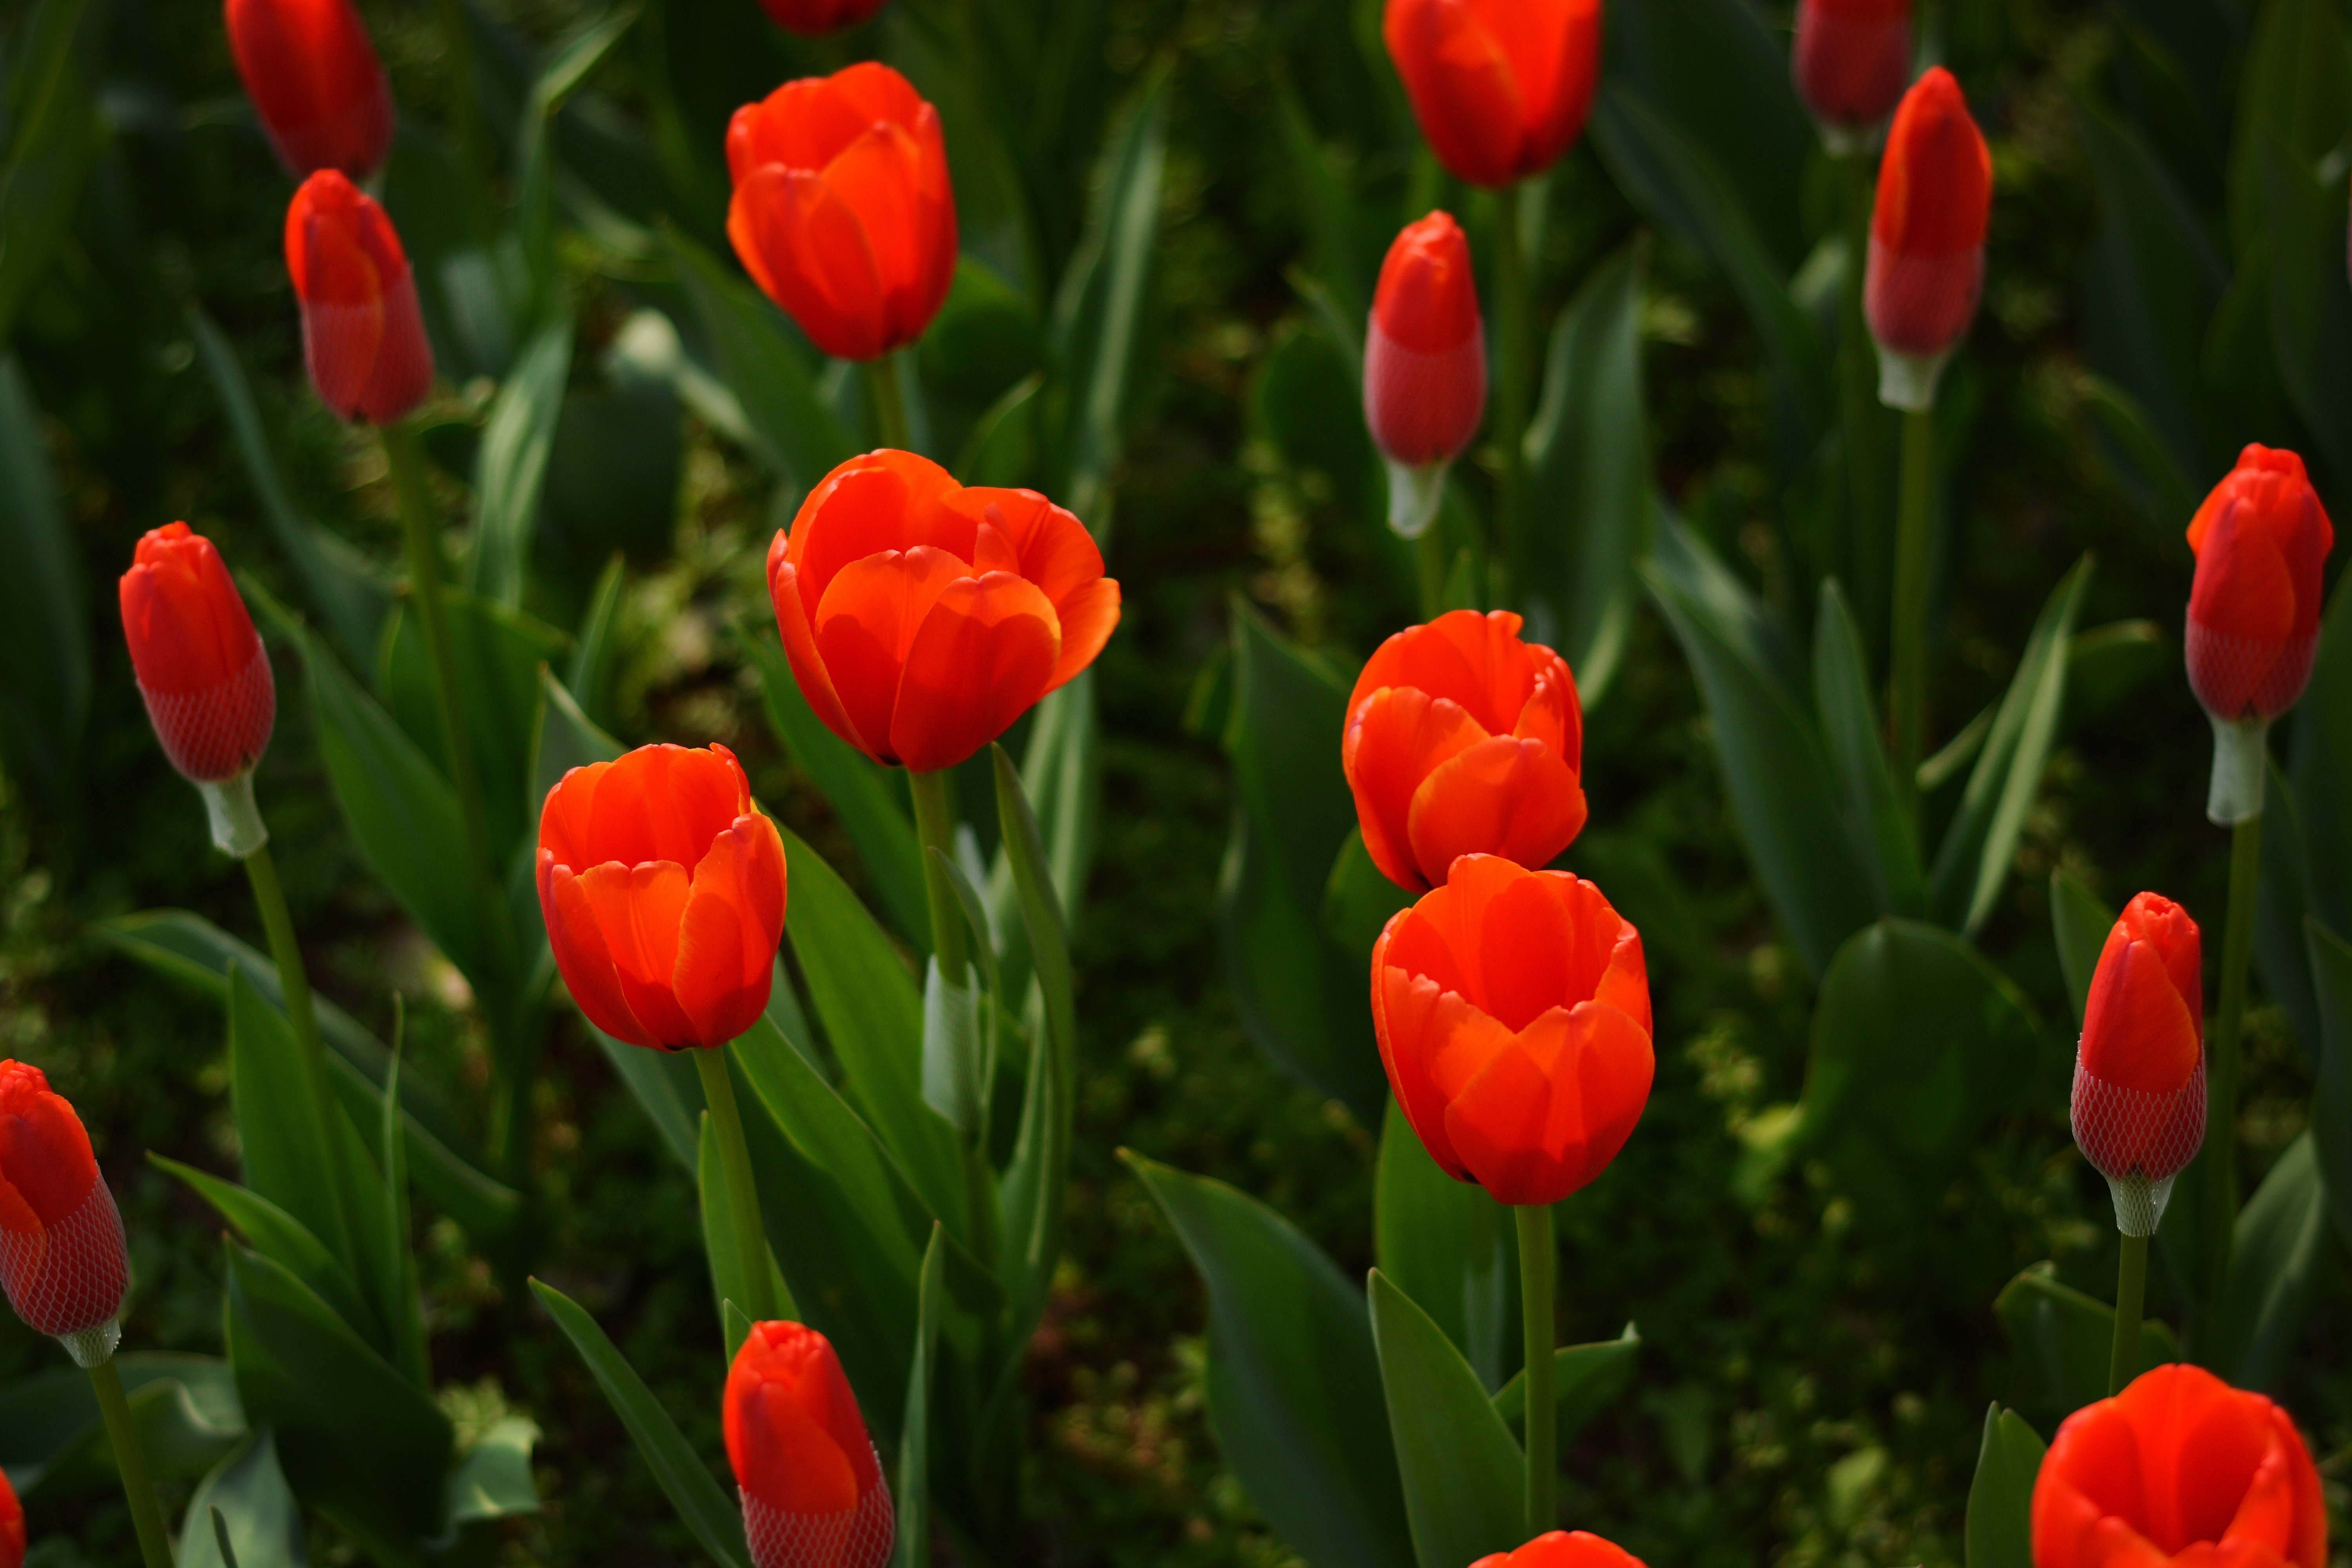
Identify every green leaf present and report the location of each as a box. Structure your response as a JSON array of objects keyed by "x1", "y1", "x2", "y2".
[
  {"x1": 1962, "y1": 1406, "x2": 2045, "y2": 1568},
  {"x1": 666, "y1": 226, "x2": 855, "y2": 494},
  {"x1": 530, "y1": 1279, "x2": 752, "y2": 1568},
  {"x1": 150, "y1": 1156, "x2": 379, "y2": 1360},
  {"x1": 1489, "y1": 1327, "x2": 1642, "y2": 1451},
  {"x1": 227, "y1": 966, "x2": 358, "y2": 1275},
  {"x1": 1993, "y1": 1262, "x2": 2179, "y2": 1416},
  {"x1": 564, "y1": 553, "x2": 627, "y2": 730},
  {"x1": 987, "y1": 673, "x2": 1101, "y2": 1009},
  {"x1": 1270, "y1": 66, "x2": 1373, "y2": 324},
  {"x1": 515, "y1": 6, "x2": 641, "y2": 307},
  {"x1": 378, "y1": 1031, "x2": 429, "y2": 1390},
  {"x1": 1521, "y1": 241, "x2": 1650, "y2": 704},
  {"x1": 2226, "y1": 0, "x2": 2351, "y2": 249},
  {"x1": 697, "y1": 1108, "x2": 795, "y2": 1357},
  {"x1": 1374, "y1": 1098, "x2": 1513, "y2": 1391},
  {"x1": 896, "y1": 1225, "x2": 945, "y2": 1568},
  {"x1": 1366, "y1": 1270, "x2": 1524, "y2": 1568},
  {"x1": 0, "y1": 0, "x2": 103, "y2": 350},
  {"x1": 2051, "y1": 871, "x2": 2116, "y2": 1027},
  {"x1": 1324, "y1": 831, "x2": 1415, "y2": 972},
  {"x1": 0, "y1": 1355, "x2": 244, "y2": 1499},
  {"x1": 2078, "y1": 374, "x2": 2199, "y2": 537},
  {"x1": 1813, "y1": 581, "x2": 1924, "y2": 917},
  {"x1": 590, "y1": 1022, "x2": 702, "y2": 1170},
  {"x1": 529, "y1": 662, "x2": 624, "y2": 806},
  {"x1": 180, "y1": 1430, "x2": 308, "y2": 1568},
  {"x1": 2307, "y1": 917, "x2": 2352, "y2": 1254},
  {"x1": 1927, "y1": 557, "x2": 2094, "y2": 935},
  {"x1": 469, "y1": 317, "x2": 576, "y2": 608},
  {"x1": 2259, "y1": 577, "x2": 2352, "y2": 1058},
  {"x1": 381, "y1": 588, "x2": 568, "y2": 861},
  {"x1": 0, "y1": 356, "x2": 86, "y2": 805},
  {"x1": 2206, "y1": 1129, "x2": 2331, "y2": 1388},
  {"x1": 1123, "y1": 1151, "x2": 1414, "y2": 1568},
  {"x1": 445, "y1": 1416, "x2": 541, "y2": 1525}
]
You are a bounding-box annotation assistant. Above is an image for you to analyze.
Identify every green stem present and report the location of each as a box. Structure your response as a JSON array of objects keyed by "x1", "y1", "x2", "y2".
[
  {"x1": 88, "y1": 1357, "x2": 175, "y2": 1568},
  {"x1": 695, "y1": 1045, "x2": 777, "y2": 1324},
  {"x1": 244, "y1": 841, "x2": 354, "y2": 1255},
  {"x1": 2107, "y1": 1230, "x2": 2148, "y2": 1395},
  {"x1": 1515, "y1": 1203, "x2": 1556, "y2": 1537},
  {"x1": 868, "y1": 352, "x2": 913, "y2": 452},
  {"x1": 1888, "y1": 406, "x2": 1935, "y2": 825},
  {"x1": 1839, "y1": 153, "x2": 1884, "y2": 637},
  {"x1": 1416, "y1": 514, "x2": 1450, "y2": 620},
  {"x1": 2201, "y1": 811, "x2": 2265, "y2": 1326},
  {"x1": 1492, "y1": 183, "x2": 1533, "y2": 600},
  {"x1": 432, "y1": 0, "x2": 495, "y2": 236},
  {"x1": 383, "y1": 421, "x2": 493, "y2": 886},
  {"x1": 908, "y1": 768, "x2": 971, "y2": 987}
]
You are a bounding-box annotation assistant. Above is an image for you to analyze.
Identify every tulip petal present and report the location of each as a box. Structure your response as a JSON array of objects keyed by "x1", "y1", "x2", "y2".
[
  {"x1": 789, "y1": 453, "x2": 965, "y2": 617},
  {"x1": 889, "y1": 572, "x2": 1060, "y2": 771},
  {"x1": 740, "y1": 1383, "x2": 863, "y2": 1514},
  {"x1": 2190, "y1": 497, "x2": 2300, "y2": 647},
  {"x1": 946, "y1": 488, "x2": 1107, "y2": 609},
  {"x1": 730, "y1": 165, "x2": 888, "y2": 361},
  {"x1": 770, "y1": 558, "x2": 870, "y2": 758},
  {"x1": 2080, "y1": 939, "x2": 2202, "y2": 1095},
  {"x1": 1373, "y1": 961, "x2": 1494, "y2": 1184},
  {"x1": 543, "y1": 858, "x2": 656, "y2": 1048},
  {"x1": 1405, "y1": 734, "x2": 1586, "y2": 897},
  {"x1": 673, "y1": 813, "x2": 789, "y2": 1047},
  {"x1": 815, "y1": 546, "x2": 969, "y2": 763},
  {"x1": 296, "y1": 214, "x2": 386, "y2": 418},
  {"x1": 822, "y1": 121, "x2": 926, "y2": 332},
  {"x1": 578, "y1": 745, "x2": 751, "y2": 873},
  {"x1": 575, "y1": 860, "x2": 699, "y2": 1046},
  {"x1": 1045, "y1": 578, "x2": 1121, "y2": 694},
  {"x1": 1386, "y1": 0, "x2": 1526, "y2": 187},
  {"x1": 1345, "y1": 687, "x2": 1492, "y2": 892}
]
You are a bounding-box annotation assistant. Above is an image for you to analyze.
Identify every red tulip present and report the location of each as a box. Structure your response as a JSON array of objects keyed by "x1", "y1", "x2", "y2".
[
  {"x1": 0, "y1": 1458, "x2": 21, "y2": 1568},
  {"x1": 1383, "y1": 0, "x2": 1603, "y2": 189},
  {"x1": 725, "y1": 1321, "x2": 895, "y2": 1568},
  {"x1": 766, "y1": 450, "x2": 1120, "y2": 773},
  {"x1": 1373, "y1": 855, "x2": 1651, "y2": 1206},
  {"x1": 118, "y1": 523, "x2": 275, "y2": 787},
  {"x1": 0, "y1": 1061, "x2": 128, "y2": 1365},
  {"x1": 757, "y1": 0, "x2": 888, "y2": 34},
  {"x1": 2033, "y1": 1364, "x2": 2326, "y2": 1568},
  {"x1": 1865, "y1": 67, "x2": 1991, "y2": 408},
  {"x1": 1365, "y1": 212, "x2": 1487, "y2": 536},
  {"x1": 1793, "y1": 0, "x2": 1913, "y2": 147},
  {"x1": 2072, "y1": 893, "x2": 2203, "y2": 1235},
  {"x1": 537, "y1": 744, "x2": 788, "y2": 1051},
  {"x1": 2185, "y1": 445, "x2": 2334, "y2": 722},
  {"x1": 1344, "y1": 610, "x2": 1586, "y2": 895},
  {"x1": 285, "y1": 170, "x2": 433, "y2": 425},
  {"x1": 1473, "y1": 1532, "x2": 1650, "y2": 1568},
  {"x1": 726, "y1": 63, "x2": 957, "y2": 362},
  {"x1": 223, "y1": 0, "x2": 395, "y2": 180}
]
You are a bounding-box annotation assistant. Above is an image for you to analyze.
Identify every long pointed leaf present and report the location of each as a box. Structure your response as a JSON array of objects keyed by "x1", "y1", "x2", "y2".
[
  {"x1": 895, "y1": 1226, "x2": 944, "y2": 1568},
  {"x1": 469, "y1": 316, "x2": 575, "y2": 607},
  {"x1": 1813, "y1": 580, "x2": 1923, "y2": 916},
  {"x1": 1367, "y1": 1270, "x2": 1523, "y2": 1568}
]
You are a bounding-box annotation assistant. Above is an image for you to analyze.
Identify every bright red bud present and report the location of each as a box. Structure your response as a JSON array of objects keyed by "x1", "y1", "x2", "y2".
[
  {"x1": 766, "y1": 450, "x2": 1120, "y2": 773},
  {"x1": 118, "y1": 523, "x2": 275, "y2": 785},
  {"x1": 1793, "y1": 0, "x2": 1913, "y2": 144},
  {"x1": 2073, "y1": 892, "x2": 2203, "y2": 1235},
  {"x1": 756, "y1": 0, "x2": 888, "y2": 34},
  {"x1": 1474, "y1": 1532, "x2": 1650, "y2": 1568},
  {"x1": 537, "y1": 744, "x2": 788, "y2": 1051},
  {"x1": 724, "y1": 1321, "x2": 895, "y2": 1568},
  {"x1": 2033, "y1": 1365, "x2": 2327, "y2": 1568},
  {"x1": 285, "y1": 171, "x2": 433, "y2": 425},
  {"x1": 1865, "y1": 68, "x2": 1991, "y2": 404},
  {"x1": 1373, "y1": 855, "x2": 1651, "y2": 1207},
  {"x1": 726, "y1": 64, "x2": 958, "y2": 362},
  {"x1": 0, "y1": 1457, "x2": 21, "y2": 1568},
  {"x1": 1365, "y1": 212, "x2": 1487, "y2": 472},
  {"x1": 1382, "y1": 0, "x2": 1602, "y2": 189},
  {"x1": 223, "y1": 0, "x2": 395, "y2": 180},
  {"x1": 1344, "y1": 610, "x2": 1586, "y2": 895},
  {"x1": 0, "y1": 1062, "x2": 128, "y2": 1365},
  {"x1": 2185, "y1": 445, "x2": 2334, "y2": 722}
]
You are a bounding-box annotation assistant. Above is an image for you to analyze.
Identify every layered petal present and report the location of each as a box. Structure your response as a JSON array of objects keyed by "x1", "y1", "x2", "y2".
[
  {"x1": 1471, "y1": 1527, "x2": 1650, "y2": 1568},
  {"x1": 889, "y1": 572, "x2": 1060, "y2": 771},
  {"x1": 726, "y1": 1321, "x2": 893, "y2": 1566},
  {"x1": 1406, "y1": 734, "x2": 1588, "y2": 893}
]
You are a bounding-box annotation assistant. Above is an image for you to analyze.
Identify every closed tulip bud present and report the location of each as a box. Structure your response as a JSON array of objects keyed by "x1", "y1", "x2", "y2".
[
  {"x1": 1383, "y1": 0, "x2": 1602, "y2": 189},
  {"x1": 1793, "y1": 0, "x2": 1913, "y2": 152},
  {"x1": 1344, "y1": 610, "x2": 1585, "y2": 894},
  {"x1": 1865, "y1": 67, "x2": 1991, "y2": 411},
  {"x1": 285, "y1": 171, "x2": 433, "y2": 426},
  {"x1": 725, "y1": 1321, "x2": 894, "y2": 1568},
  {"x1": 2033, "y1": 1364, "x2": 2326, "y2": 1568},
  {"x1": 118, "y1": 523, "x2": 276, "y2": 857},
  {"x1": 2072, "y1": 892, "x2": 2203, "y2": 1236},
  {"x1": 1365, "y1": 212, "x2": 1488, "y2": 539},
  {"x1": 726, "y1": 64, "x2": 957, "y2": 362},
  {"x1": 537, "y1": 744, "x2": 788, "y2": 1051},
  {"x1": 2184, "y1": 445, "x2": 2336, "y2": 824},
  {"x1": 767, "y1": 450, "x2": 1120, "y2": 773},
  {"x1": 1474, "y1": 1532, "x2": 1650, "y2": 1568},
  {"x1": 0, "y1": 1062, "x2": 129, "y2": 1368},
  {"x1": 1373, "y1": 855, "x2": 1651, "y2": 1206},
  {"x1": 0, "y1": 1467, "x2": 18, "y2": 1568},
  {"x1": 223, "y1": 0, "x2": 395, "y2": 180},
  {"x1": 757, "y1": 0, "x2": 888, "y2": 34}
]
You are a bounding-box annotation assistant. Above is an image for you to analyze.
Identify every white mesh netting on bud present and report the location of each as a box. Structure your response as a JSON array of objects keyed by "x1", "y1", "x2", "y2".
[
  {"x1": 138, "y1": 644, "x2": 275, "y2": 783},
  {"x1": 0, "y1": 1179, "x2": 127, "y2": 1351},
  {"x1": 2185, "y1": 619, "x2": 2317, "y2": 722},
  {"x1": 2071, "y1": 1053, "x2": 2207, "y2": 1238},
  {"x1": 741, "y1": 1465, "x2": 895, "y2": 1568}
]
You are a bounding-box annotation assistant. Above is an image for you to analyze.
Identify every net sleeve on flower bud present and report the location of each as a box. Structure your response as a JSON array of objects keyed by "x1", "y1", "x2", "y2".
[
  {"x1": 1864, "y1": 238, "x2": 1985, "y2": 360},
  {"x1": 740, "y1": 1461, "x2": 895, "y2": 1568},
  {"x1": 0, "y1": 1179, "x2": 128, "y2": 1364},
  {"x1": 2185, "y1": 619, "x2": 2320, "y2": 724},
  {"x1": 136, "y1": 641, "x2": 276, "y2": 784},
  {"x1": 1364, "y1": 318, "x2": 1488, "y2": 468},
  {"x1": 2071, "y1": 1053, "x2": 2206, "y2": 1238}
]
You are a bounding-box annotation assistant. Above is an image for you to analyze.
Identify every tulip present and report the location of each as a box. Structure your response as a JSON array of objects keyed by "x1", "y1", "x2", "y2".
[
  {"x1": 537, "y1": 744, "x2": 788, "y2": 1051},
  {"x1": 766, "y1": 450, "x2": 1120, "y2": 773},
  {"x1": 2071, "y1": 892, "x2": 2204, "y2": 1236},
  {"x1": 285, "y1": 170, "x2": 434, "y2": 425},
  {"x1": 2184, "y1": 445, "x2": 2336, "y2": 823},
  {"x1": 118, "y1": 523, "x2": 276, "y2": 856},
  {"x1": 726, "y1": 1321, "x2": 895, "y2": 1568},
  {"x1": 0, "y1": 1463, "x2": 20, "y2": 1568},
  {"x1": 1382, "y1": 0, "x2": 1603, "y2": 189},
  {"x1": 726, "y1": 63, "x2": 957, "y2": 362},
  {"x1": 0, "y1": 1062, "x2": 128, "y2": 1368},
  {"x1": 1865, "y1": 67, "x2": 1991, "y2": 410},
  {"x1": 1365, "y1": 212, "x2": 1488, "y2": 539},
  {"x1": 223, "y1": 0, "x2": 396, "y2": 180},
  {"x1": 1344, "y1": 609, "x2": 1585, "y2": 895},
  {"x1": 1793, "y1": 0, "x2": 1913, "y2": 151},
  {"x1": 757, "y1": 0, "x2": 889, "y2": 34},
  {"x1": 1473, "y1": 1532, "x2": 1650, "y2": 1568},
  {"x1": 1373, "y1": 854, "x2": 1651, "y2": 1205},
  {"x1": 2034, "y1": 1364, "x2": 2327, "y2": 1568}
]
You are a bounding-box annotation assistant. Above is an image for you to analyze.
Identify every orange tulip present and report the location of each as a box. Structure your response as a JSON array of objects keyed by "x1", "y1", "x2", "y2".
[
  {"x1": 726, "y1": 1321, "x2": 894, "y2": 1568},
  {"x1": 224, "y1": 0, "x2": 395, "y2": 179},
  {"x1": 1473, "y1": 1532, "x2": 1649, "y2": 1568},
  {"x1": 1793, "y1": 0, "x2": 1912, "y2": 148},
  {"x1": 285, "y1": 170, "x2": 434, "y2": 425},
  {"x1": 537, "y1": 744, "x2": 787, "y2": 1051},
  {"x1": 766, "y1": 450, "x2": 1120, "y2": 773},
  {"x1": 0, "y1": 1061, "x2": 128, "y2": 1365},
  {"x1": 2072, "y1": 892, "x2": 2203, "y2": 1236},
  {"x1": 726, "y1": 63, "x2": 957, "y2": 362},
  {"x1": 2033, "y1": 1364, "x2": 2326, "y2": 1568},
  {"x1": 0, "y1": 1462, "x2": 20, "y2": 1568},
  {"x1": 1343, "y1": 609, "x2": 1586, "y2": 895},
  {"x1": 1866, "y1": 67, "x2": 1991, "y2": 408},
  {"x1": 1383, "y1": 0, "x2": 1602, "y2": 189},
  {"x1": 1372, "y1": 855, "x2": 1651, "y2": 1206}
]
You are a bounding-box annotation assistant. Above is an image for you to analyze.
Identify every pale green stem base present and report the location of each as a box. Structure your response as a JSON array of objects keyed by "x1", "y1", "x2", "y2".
[
  {"x1": 2108, "y1": 1230, "x2": 2147, "y2": 1395},
  {"x1": 1889, "y1": 407, "x2": 1935, "y2": 825},
  {"x1": 869, "y1": 353, "x2": 912, "y2": 452},
  {"x1": 696, "y1": 1045, "x2": 777, "y2": 1325},
  {"x1": 245, "y1": 838, "x2": 354, "y2": 1257},
  {"x1": 1515, "y1": 1203, "x2": 1556, "y2": 1537},
  {"x1": 2201, "y1": 812, "x2": 2264, "y2": 1328},
  {"x1": 89, "y1": 1356, "x2": 175, "y2": 1568}
]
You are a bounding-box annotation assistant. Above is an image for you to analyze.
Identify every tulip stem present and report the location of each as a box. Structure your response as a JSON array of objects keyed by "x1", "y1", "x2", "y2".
[
  {"x1": 432, "y1": 0, "x2": 495, "y2": 238},
  {"x1": 909, "y1": 768, "x2": 972, "y2": 989},
  {"x1": 1888, "y1": 405, "x2": 1935, "y2": 825},
  {"x1": 1492, "y1": 185, "x2": 1534, "y2": 603},
  {"x1": 88, "y1": 1355, "x2": 175, "y2": 1568},
  {"x1": 2107, "y1": 1230, "x2": 2149, "y2": 1395},
  {"x1": 2201, "y1": 811, "x2": 2264, "y2": 1329},
  {"x1": 696, "y1": 1045, "x2": 777, "y2": 1325},
  {"x1": 1515, "y1": 1202, "x2": 1556, "y2": 1537},
  {"x1": 1839, "y1": 153, "x2": 1884, "y2": 641},
  {"x1": 243, "y1": 840, "x2": 356, "y2": 1258},
  {"x1": 868, "y1": 353, "x2": 913, "y2": 452}
]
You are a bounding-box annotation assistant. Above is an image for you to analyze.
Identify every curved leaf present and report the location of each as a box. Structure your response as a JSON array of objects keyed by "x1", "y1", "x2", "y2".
[{"x1": 1367, "y1": 1270, "x2": 1524, "y2": 1568}]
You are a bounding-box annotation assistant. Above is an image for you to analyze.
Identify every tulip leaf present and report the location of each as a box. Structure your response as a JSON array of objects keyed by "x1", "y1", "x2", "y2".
[
  {"x1": 896, "y1": 1224, "x2": 945, "y2": 1568},
  {"x1": 2307, "y1": 918, "x2": 2352, "y2": 1255},
  {"x1": 151, "y1": 1156, "x2": 380, "y2": 1362},
  {"x1": 1324, "y1": 831, "x2": 1415, "y2": 972},
  {"x1": 0, "y1": 355, "x2": 86, "y2": 808},
  {"x1": 590, "y1": 1020, "x2": 702, "y2": 1171},
  {"x1": 1992, "y1": 1262, "x2": 2179, "y2": 1418},
  {"x1": 0, "y1": 1354, "x2": 245, "y2": 1499},
  {"x1": 2257, "y1": 578, "x2": 2352, "y2": 1060},
  {"x1": 1367, "y1": 1270, "x2": 1525, "y2": 1568},
  {"x1": 987, "y1": 673, "x2": 1101, "y2": 1013},
  {"x1": 1270, "y1": 66, "x2": 1374, "y2": 325},
  {"x1": 469, "y1": 316, "x2": 576, "y2": 610},
  {"x1": 1489, "y1": 1326, "x2": 1642, "y2": 1450},
  {"x1": 515, "y1": 6, "x2": 641, "y2": 310},
  {"x1": 0, "y1": 0, "x2": 104, "y2": 351},
  {"x1": 2050, "y1": 870, "x2": 2117, "y2": 1027},
  {"x1": 1962, "y1": 1405, "x2": 2045, "y2": 1568},
  {"x1": 378, "y1": 1033, "x2": 430, "y2": 1390},
  {"x1": 1123, "y1": 1151, "x2": 1416, "y2": 1568},
  {"x1": 178, "y1": 1429, "x2": 308, "y2": 1568},
  {"x1": 2206, "y1": 1129, "x2": 2331, "y2": 1389},
  {"x1": 444, "y1": 1415, "x2": 541, "y2": 1524},
  {"x1": 227, "y1": 964, "x2": 360, "y2": 1278},
  {"x1": 1813, "y1": 580, "x2": 1925, "y2": 918},
  {"x1": 696, "y1": 1107, "x2": 795, "y2": 1357},
  {"x1": 1374, "y1": 1097, "x2": 1514, "y2": 1391},
  {"x1": 529, "y1": 662, "x2": 624, "y2": 804},
  {"x1": 2226, "y1": 0, "x2": 2352, "y2": 251},
  {"x1": 530, "y1": 1279, "x2": 754, "y2": 1568}
]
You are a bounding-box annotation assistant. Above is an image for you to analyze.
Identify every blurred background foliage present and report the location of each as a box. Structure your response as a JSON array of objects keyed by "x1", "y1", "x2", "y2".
[{"x1": 0, "y1": 0, "x2": 2346, "y2": 1564}]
